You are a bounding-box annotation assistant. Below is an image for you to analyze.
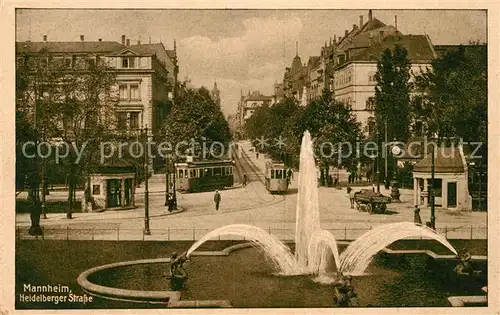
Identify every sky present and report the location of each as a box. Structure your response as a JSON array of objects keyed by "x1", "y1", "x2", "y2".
[{"x1": 16, "y1": 9, "x2": 487, "y2": 117}]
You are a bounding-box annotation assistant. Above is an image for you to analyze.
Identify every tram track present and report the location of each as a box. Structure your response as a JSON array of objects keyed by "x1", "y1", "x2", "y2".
[{"x1": 231, "y1": 142, "x2": 286, "y2": 206}]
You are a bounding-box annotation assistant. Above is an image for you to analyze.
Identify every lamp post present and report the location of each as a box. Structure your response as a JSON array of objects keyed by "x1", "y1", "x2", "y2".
[
  {"x1": 164, "y1": 152, "x2": 170, "y2": 206},
  {"x1": 143, "y1": 126, "x2": 151, "y2": 235},
  {"x1": 172, "y1": 160, "x2": 178, "y2": 210},
  {"x1": 389, "y1": 141, "x2": 401, "y2": 202},
  {"x1": 430, "y1": 143, "x2": 436, "y2": 230},
  {"x1": 376, "y1": 128, "x2": 381, "y2": 193}
]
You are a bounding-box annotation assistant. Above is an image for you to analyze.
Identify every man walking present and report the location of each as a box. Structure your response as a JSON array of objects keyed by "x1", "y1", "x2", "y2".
[
  {"x1": 413, "y1": 205, "x2": 422, "y2": 224},
  {"x1": 214, "y1": 189, "x2": 221, "y2": 211},
  {"x1": 242, "y1": 173, "x2": 247, "y2": 187}
]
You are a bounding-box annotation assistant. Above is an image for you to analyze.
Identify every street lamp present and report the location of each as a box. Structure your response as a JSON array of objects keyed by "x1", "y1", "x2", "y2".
[
  {"x1": 430, "y1": 143, "x2": 436, "y2": 230},
  {"x1": 389, "y1": 141, "x2": 402, "y2": 202},
  {"x1": 142, "y1": 126, "x2": 151, "y2": 235},
  {"x1": 164, "y1": 151, "x2": 170, "y2": 207}
]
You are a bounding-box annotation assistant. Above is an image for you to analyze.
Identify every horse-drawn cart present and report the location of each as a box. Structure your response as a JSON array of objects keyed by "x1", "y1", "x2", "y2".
[{"x1": 354, "y1": 189, "x2": 391, "y2": 214}]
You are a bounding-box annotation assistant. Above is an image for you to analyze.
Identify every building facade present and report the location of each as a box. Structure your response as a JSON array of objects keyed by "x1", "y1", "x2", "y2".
[
  {"x1": 236, "y1": 90, "x2": 273, "y2": 138},
  {"x1": 16, "y1": 34, "x2": 178, "y2": 138},
  {"x1": 272, "y1": 10, "x2": 436, "y2": 135}
]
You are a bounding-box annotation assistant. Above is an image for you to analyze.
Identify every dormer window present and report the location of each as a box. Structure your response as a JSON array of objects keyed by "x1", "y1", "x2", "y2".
[{"x1": 122, "y1": 57, "x2": 135, "y2": 68}]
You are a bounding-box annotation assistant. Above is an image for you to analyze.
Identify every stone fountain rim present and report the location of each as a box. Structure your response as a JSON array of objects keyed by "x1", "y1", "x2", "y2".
[{"x1": 76, "y1": 241, "x2": 486, "y2": 305}]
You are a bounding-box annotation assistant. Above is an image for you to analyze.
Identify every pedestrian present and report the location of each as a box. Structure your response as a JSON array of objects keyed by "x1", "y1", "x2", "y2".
[
  {"x1": 242, "y1": 173, "x2": 247, "y2": 187},
  {"x1": 214, "y1": 189, "x2": 221, "y2": 211},
  {"x1": 287, "y1": 168, "x2": 293, "y2": 185},
  {"x1": 372, "y1": 183, "x2": 375, "y2": 192},
  {"x1": 413, "y1": 205, "x2": 422, "y2": 225},
  {"x1": 347, "y1": 187, "x2": 355, "y2": 209},
  {"x1": 256, "y1": 152, "x2": 259, "y2": 159}
]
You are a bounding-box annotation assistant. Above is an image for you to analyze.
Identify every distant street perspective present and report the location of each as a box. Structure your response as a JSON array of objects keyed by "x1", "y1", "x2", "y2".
[{"x1": 12, "y1": 8, "x2": 489, "y2": 310}]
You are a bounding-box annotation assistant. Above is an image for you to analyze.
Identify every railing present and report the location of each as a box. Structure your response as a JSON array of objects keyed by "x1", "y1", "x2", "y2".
[{"x1": 16, "y1": 225, "x2": 487, "y2": 241}]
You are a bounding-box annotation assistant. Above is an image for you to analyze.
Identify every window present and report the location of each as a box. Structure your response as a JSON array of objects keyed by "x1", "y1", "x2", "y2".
[
  {"x1": 117, "y1": 112, "x2": 127, "y2": 129},
  {"x1": 431, "y1": 179, "x2": 442, "y2": 197},
  {"x1": 129, "y1": 112, "x2": 139, "y2": 129},
  {"x1": 276, "y1": 170, "x2": 283, "y2": 179},
  {"x1": 119, "y1": 84, "x2": 127, "y2": 100},
  {"x1": 346, "y1": 97, "x2": 352, "y2": 108},
  {"x1": 122, "y1": 57, "x2": 135, "y2": 68},
  {"x1": 271, "y1": 170, "x2": 275, "y2": 179},
  {"x1": 369, "y1": 72, "x2": 377, "y2": 82},
  {"x1": 367, "y1": 120, "x2": 375, "y2": 137},
  {"x1": 204, "y1": 168, "x2": 212, "y2": 177},
  {"x1": 190, "y1": 170, "x2": 196, "y2": 178},
  {"x1": 92, "y1": 185, "x2": 100, "y2": 195},
  {"x1": 366, "y1": 97, "x2": 375, "y2": 110},
  {"x1": 130, "y1": 84, "x2": 139, "y2": 100},
  {"x1": 214, "y1": 167, "x2": 222, "y2": 176},
  {"x1": 178, "y1": 170, "x2": 184, "y2": 178}
]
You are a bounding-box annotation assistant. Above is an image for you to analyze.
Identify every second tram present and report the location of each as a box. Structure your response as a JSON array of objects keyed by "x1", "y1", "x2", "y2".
[
  {"x1": 175, "y1": 159, "x2": 234, "y2": 193},
  {"x1": 265, "y1": 161, "x2": 289, "y2": 194}
]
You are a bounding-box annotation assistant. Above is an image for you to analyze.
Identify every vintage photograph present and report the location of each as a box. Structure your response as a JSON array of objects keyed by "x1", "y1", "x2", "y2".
[{"x1": 8, "y1": 7, "x2": 491, "y2": 310}]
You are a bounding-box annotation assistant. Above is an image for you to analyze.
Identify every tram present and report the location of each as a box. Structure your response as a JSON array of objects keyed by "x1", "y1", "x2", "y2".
[
  {"x1": 174, "y1": 159, "x2": 234, "y2": 193},
  {"x1": 265, "y1": 161, "x2": 289, "y2": 194}
]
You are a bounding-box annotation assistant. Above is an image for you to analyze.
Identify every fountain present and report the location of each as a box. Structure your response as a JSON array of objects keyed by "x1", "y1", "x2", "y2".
[
  {"x1": 76, "y1": 131, "x2": 469, "y2": 307},
  {"x1": 186, "y1": 131, "x2": 342, "y2": 275},
  {"x1": 339, "y1": 222, "x2": 457, "y2": 275},
  {"x1": 186, "y1": 130, "x2": 458, "y2": 277}
]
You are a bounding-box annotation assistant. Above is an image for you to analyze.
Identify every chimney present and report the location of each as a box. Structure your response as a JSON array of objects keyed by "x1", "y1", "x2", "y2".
[
  {"x1": 98, "y1": 38, "x2": 102, "y2": 42},
  {"x1": 43, "y1": 35, "x2": 47, "y2": 42},
  {"x1": 359, "y1": 15, "x2": 364, "y2": 27},
  {"x1": 369, "y1": 9, "x2": 373, "y2": 21},
  {"x1": 334, "y1": 34, "x2": 337, "y2": 42},
  {"x1": 126, "y1": 39, "x2": 130, "y2": 46},
  {"x1": 137, "y1": 40, "x2": 141, "y2": 45},
  {"x1": 353, "y1": 24, "x2": 358, "y2": 30},
  {"x1": 345, "y1": 29, "x2": 348, "y2": 37},
  {"x1": 395, "y1": 15, "x2": 398, "y2": 31},
  {"x1": 80, "y1": 35, "x2": 84, "y2": 41},
  {"x1": 121, "y1": 35, "x2": 126, "y2": 45}
]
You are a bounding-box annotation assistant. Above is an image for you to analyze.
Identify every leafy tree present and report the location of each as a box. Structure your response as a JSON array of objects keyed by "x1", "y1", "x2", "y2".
[
  {"x1": 374, "y1": 45, "x2": 412, "y2": 142},
  {"x1": 374, "y1": 45, "x2": 412, "y2": 185},
  {"x1": 246, "y1": 88, "x2": 363, "y2": 184},
  {"x1": 16, "y1": 52, "x2": 120, "y2": 221},
  {"x1": 304, "y1": 88, "x2": 363, "y2": 184},
  {"x1": 161, "y1": 86, "x2": 231, "y2": 160},
  {"x1": 413, "y1": 44, "x2": 487, "y2": 146}
]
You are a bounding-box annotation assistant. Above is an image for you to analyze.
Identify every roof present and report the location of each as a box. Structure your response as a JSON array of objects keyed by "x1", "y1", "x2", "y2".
[
  {"x1": 128, "y1": 43, "x2": 165, "y2": 55},
  {"x1": 16, "y1": 41, "x2": 125, "y2": 54},
  {"x1": 244, "y1": 91, "x2": 272, "y2": 102},
  {"x1": 308, "y1": 56, "x2": 321, "y2": 68},
  {"x1": 96, "y1": 157, "x2": 136, "y2": 174},
  {"x1": 433, "y1": 44, "x2": 486, "y2": 57},
  {"x1": 413, "y1": 147, "x2": 465, "y2": 173},
  {"x1": 350, "y1": 34, "x2": 435, "y2": 62}
]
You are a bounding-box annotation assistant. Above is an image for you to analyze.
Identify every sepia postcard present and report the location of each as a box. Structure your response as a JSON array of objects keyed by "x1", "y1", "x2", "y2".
[{"x1": 1, "y1": 1, "x2": 499, "y2": 314}]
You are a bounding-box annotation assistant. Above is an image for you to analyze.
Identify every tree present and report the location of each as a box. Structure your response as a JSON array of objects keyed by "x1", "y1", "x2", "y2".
[
  {"x1": 16, "y1": 52, "x2": 120, "y2": 220},
  {"x1": 161, "y1": 86, "x2": 231, "y2": 160},
  {"x1": 374, "y1": 45, "x2": 412, "y2": 142},
  {"x1": 374, "y1": 45, "x2": 412, "y2": 184},
  {"x1": 413, "y1": 44, "x2": 487, "y2": 146},
  {"x1": 305, "y1": 89, "x2": 363, "y2": 185}
]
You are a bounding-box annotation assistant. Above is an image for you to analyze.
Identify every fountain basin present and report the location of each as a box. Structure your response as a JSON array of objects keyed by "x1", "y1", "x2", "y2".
[
  {"x1": 77, "y1": 258, "x2": 179, "y2": 304},
  {"x1": 78, "y1": 242, "x2": 487, "y2": 308}
]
